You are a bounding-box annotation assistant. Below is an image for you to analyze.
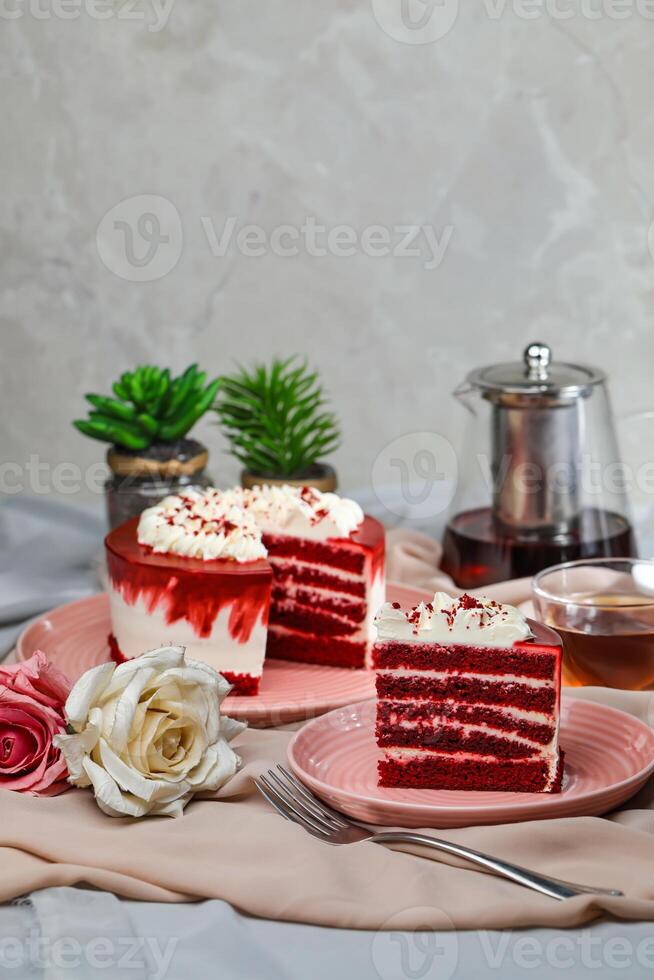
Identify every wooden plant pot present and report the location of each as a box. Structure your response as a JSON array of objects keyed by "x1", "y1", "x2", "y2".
[
  {"x1": 105, "y1": 439, "x2": 211, "y2": 529},
  {"x1": 240, "y1": 463, "x2": 337, "y2": 493}
]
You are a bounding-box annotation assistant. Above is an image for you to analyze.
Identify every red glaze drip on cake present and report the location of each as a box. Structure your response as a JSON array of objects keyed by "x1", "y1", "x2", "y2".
[
  {"x1": 373, "y1": 592, "x2": 563, "y2": 793},
  {"x1": 106, "y1": 518, "x2": 271, "y2": 642}
]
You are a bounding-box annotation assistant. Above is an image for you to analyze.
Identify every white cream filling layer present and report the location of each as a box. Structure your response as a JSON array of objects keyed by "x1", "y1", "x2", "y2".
[
  {"x1": 377, "y1": 699, "x2": 556, "y2": 726},
  {"x1": 384, "y1": 745, "x2": 558, "y2": 762},
  {"x1": 274, "y1": 597, "x2": 356, "y2": 629},
  {"x1": 389, "y1": 718, "x2": 557, "y2": 752},
  {"x1": 269, "y1": 556, "x2": 365, "y2": 585},
  {"x1": 274, "y1": 580, "x2": 365, "y2": 607},
  {"x1": 380, "y1": 669, "x2": 554, "y2": 688}
]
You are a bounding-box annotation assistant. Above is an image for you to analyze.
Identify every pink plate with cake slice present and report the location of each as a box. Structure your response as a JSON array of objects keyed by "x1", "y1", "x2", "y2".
[
  {"x1": 287, "y1": 696, "x2": 654, "y2": 827},
  {"x1": 15, "y1": 584, "x2": 423, "y2": 728}
]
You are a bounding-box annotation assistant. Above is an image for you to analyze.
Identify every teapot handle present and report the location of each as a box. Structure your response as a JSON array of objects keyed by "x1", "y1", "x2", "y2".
[{"x1": 453, "y1": 382, "x2": 477, "y2": 416}]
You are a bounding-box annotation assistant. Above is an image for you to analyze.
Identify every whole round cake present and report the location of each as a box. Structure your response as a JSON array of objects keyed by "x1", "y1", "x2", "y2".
[{"x1": 105, "y1": 485, "x2": 386, "y2": 695}]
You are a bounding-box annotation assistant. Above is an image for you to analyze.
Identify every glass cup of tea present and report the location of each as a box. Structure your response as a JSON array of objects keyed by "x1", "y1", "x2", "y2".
[{"x1": 532, "y1": 558, "x2": 654, "y2": 690}]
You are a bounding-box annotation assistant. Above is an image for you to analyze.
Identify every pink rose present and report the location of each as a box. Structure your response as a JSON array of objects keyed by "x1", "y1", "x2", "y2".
[{"x1": 0, "y1": 651, "x2": 72, "y2": 796}]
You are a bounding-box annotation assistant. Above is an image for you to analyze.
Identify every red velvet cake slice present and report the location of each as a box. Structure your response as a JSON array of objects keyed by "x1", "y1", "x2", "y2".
[
  {"x1": 232, "y1": 485, "x2": 385, "y2": 669},
  {"x1": 373, "y1": 592, "x2": 563, "y2": 793},
  {"x1": 106, "y1": 491, "x2": 271, "y2": 695}
]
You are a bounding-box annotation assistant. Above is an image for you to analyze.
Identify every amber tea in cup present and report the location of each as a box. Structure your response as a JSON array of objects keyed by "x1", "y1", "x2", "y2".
[{"x1": 532, "y1": 559, "x2": 654, "y2": 690}]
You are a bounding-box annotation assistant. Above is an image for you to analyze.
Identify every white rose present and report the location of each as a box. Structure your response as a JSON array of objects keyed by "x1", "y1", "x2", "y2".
[{"x1": 53, "y1": 645, "x2": 245, "y2": 818}]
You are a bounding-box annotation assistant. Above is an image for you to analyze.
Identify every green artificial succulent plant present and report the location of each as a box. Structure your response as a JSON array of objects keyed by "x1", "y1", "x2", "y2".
[
  {"x1": 74, "y1": 364, "x2": 220, "y2": 451},
  {"x1": 213, "y1": 356, "x2": 341, "y2": 476}
]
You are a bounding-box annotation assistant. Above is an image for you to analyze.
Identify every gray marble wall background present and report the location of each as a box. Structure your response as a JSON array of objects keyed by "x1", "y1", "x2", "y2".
[{"x1": 2, "y1": 1, "x2": 654, "y2": 526}]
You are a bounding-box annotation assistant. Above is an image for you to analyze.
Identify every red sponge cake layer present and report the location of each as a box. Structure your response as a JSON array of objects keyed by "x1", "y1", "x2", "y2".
[
  {"x1": 377, "y1": 700, "x2": 556, "y2": 746},
  {"x1": 379, "y1": 754, "x2": 564, "y2": 793}
]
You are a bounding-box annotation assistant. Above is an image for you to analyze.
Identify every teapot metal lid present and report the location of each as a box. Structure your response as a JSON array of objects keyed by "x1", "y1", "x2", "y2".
[{"x1": 466, "y1": 343, "x2": 605, "y2": 399}]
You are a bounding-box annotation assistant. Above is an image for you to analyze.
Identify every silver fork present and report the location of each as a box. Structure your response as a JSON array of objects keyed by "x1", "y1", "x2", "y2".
[{"x1": 254, "y1": 766, "x2": 623, "y2": 902}]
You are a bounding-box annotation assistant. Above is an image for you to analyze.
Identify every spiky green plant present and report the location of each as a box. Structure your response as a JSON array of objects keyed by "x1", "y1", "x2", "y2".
[
  {"x1": 74, "y1": 364, "x2": 220, "y2": 451},
  {"x1": 214, "y1": 357, "x2": 341, "y2": 476}
]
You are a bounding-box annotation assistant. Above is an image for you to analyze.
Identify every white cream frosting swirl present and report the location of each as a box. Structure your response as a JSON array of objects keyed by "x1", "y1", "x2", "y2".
[
  {"x1": 137, "y1": 484, "x2": 364, "y2": 561},
  {"x1": 232, "y1": 484, "x2": 364, "y2": 541},
  {"x1": 137, "y1": 490, "x2": 267, "y2": 563},
  {"x1": 374, "y1": 591, "x2": 533, "y2": 647}
]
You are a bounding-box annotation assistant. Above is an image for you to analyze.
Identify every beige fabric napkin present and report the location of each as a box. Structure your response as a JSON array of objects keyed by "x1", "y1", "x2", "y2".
[
  {"x1": 2, "y1": 529, "x2": 652, "y2": 929},
  {"x1": 0, "y1": 687, "x2": 653, "y2": 930}
]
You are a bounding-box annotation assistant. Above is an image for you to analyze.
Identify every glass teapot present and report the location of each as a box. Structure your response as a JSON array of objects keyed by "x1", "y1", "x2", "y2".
[{"x1": 441, "y1": 343, "x2": 637, "y2": 589}]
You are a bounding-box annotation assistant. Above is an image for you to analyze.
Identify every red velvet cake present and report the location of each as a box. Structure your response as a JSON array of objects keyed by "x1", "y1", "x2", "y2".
[
  {"x1": 373, "y1": 592, "x2": 563, "y2": 793},
  {"x1": 106, "y1": 485, "x2": 385, "y2": 694}
]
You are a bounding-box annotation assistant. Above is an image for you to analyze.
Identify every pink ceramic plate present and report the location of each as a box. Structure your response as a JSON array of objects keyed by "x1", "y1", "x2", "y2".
[
  {"x1": 288, "y1": 697, "x2": 654, "y2": 827},
  {"x1": 16, "y1": 584, "x2": 425, "y2": 728}
]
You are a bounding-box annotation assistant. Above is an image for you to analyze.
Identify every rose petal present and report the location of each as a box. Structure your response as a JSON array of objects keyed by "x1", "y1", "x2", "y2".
[
  {"x1": 0, "y1": 722, "x2": 39, "y2": 773},
  {"x1": 0, "y1": 651, "x2": 71, "y2": 710},
  {"x1": 126, "y1": 707, "x2": 163, "y2": 775},
  {"x1": 53, "y1": 717, "x2": 101, "y2": 787},
  {"x1": 184, "y1": 658, "x2": 233, "y2": 700},
  {"x1": 29, "y1": 752, "x2": 70, "y2": 794},
  {"x1": 150, "y1": 794, "x2": 191, "y2": 817},
  {"x1": 0, "y1": 688, "x2": 66, "y2": 735},
  {"x1": 221, "y1": 715, "x2": 247, "y2": 743},
  {"x1": 0, "y1": 706, "x2": 53, "y2": 769},
  {"x1": 187, "y1": 736, "x2": 241, "y2": 791},
  {"x1": 98, "y1": 739, "x2": 168, "y2": 802},
  {"x1": 81, "y1": 756, "x2": 150, "y2": 818},
  {"x1": 108, "y1": 645, "x2": 185, "y2": 686},
  {"x1": 65, "y1": 662, "x2": 115, "y2": 730},
  {"x1": 108, "y1": 668, "x2": 159, "y2": 753}
]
